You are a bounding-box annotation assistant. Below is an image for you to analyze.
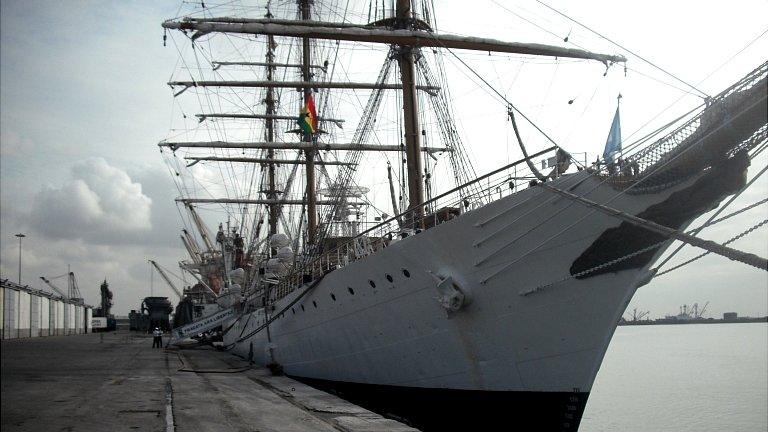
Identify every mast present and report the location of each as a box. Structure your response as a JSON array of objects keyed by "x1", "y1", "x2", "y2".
[
  {"x1": 170, "y1": 80, "x2": 440, "y2": 91},
  {"x1": 212, "y1": 60, "x2": 327, "y2": 71},
  {"x1": 160, "y1": 141, "x2": 452, "y2": 153},
  {"x1": 177, "y1": 198, "x2": 367, "y2": 206},
  {"x1": 263, "y1": 21, "x2": 278, "y2": 364},
  {"x1": 301, "y1": 0, "x2": 318, "y2": 246},
  {"x1": 162, "y1": 20, "x2": 627, "y2": 64},
  {"x1": 396, "y1": 0, "x2": 424, "y2": 227},
  {"x1": 161, "y1": 4, "x2": 627, "y2": 243},
  {"x1": 185, "y1": 156, "x2": 356, "y2": 166},
  {"x1": 196, "y1": 113, "x2": 344, "y2": 126},
  {"x1": 265, "y1": 16, "x2": 279, "y2": 241}
]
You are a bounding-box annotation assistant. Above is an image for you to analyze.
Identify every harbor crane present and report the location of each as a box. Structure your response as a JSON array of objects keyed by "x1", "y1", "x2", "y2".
[
  {"x1": 149, "y1": 260, "x2": 184, "y2": 300},
  {"x1": 68, "y1": 272, "x2": 83, "y2": 303},
  {"x1": 630, "y1": 308, "x2": 650, "y2": 321},
  {"x1": 623, "y1": 308, "x2": 650, "y2": 322},
  {"x1": 698, "y1": 301, "x2": 709, "y2": 318},
  {"x1": 40, "y1": 270, "x2": 83, "y2": 304},
  {"x1": 40, "y1": 275, "x2": 68, "y2": 299},
  {"x1": 690, "y1": 302, "x2": 709, "y2": 319},
  {"x1": 668, "y1": 301, "x2": 711, "y2": 320},
  {"x1": 183, "y1": 203, "x2": 216, "y2": 253}
]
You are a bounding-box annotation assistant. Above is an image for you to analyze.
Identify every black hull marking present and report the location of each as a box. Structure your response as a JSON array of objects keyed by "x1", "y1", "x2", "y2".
[{"x1": 571, "y1": 151, "x2": 749, "y2": 279}]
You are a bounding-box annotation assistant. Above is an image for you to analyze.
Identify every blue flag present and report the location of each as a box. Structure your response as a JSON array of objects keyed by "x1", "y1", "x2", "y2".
[{"x1": 603, "y1": 106, "x2": 621, "y2": 163}]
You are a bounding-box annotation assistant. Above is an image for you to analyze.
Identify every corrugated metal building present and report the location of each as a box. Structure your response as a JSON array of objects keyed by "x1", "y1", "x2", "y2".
[
  {"x1": 18, "y1": 290, "x2": 31, "y2": 337},
  {"x1": 1, "y1": 279, "x2": 92, "y2": 340},
  {"x1": 54, "y1": 299, "x2": 65, "y2": 335}
]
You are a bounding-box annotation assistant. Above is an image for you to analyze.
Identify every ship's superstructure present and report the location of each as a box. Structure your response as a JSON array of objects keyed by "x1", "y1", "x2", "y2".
[{"x1": 158, "y1": 2, "x2": 767, "y2": 430}]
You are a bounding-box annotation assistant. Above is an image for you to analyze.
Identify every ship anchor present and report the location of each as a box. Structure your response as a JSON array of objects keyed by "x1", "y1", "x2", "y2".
[{"x1": 429, "y1": 272, "x2": 471, "y2": 313}]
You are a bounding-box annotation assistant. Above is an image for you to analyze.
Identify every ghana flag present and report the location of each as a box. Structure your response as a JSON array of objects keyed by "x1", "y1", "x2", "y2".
[{"x1": 298, "y1": 93, "x2": 318, "y2": 135}]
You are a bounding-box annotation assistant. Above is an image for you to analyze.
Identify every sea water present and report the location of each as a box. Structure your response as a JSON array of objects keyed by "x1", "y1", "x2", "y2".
[{"x1": 580, "y1": 323, "x2": 768, "y2": 432}]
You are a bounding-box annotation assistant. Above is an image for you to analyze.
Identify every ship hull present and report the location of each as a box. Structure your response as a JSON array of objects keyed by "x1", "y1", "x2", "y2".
[
  {"x1": 224, "y1": 155, "x2": 747, "y2": 430},
  {"x1": 296, "y1": 376, "x2": 589, "y2": 431}
]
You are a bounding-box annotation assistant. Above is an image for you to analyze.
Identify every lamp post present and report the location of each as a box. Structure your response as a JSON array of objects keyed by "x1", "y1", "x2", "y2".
[{"x1": 14, "y1": 233, "x2": 26, "y2": 284}]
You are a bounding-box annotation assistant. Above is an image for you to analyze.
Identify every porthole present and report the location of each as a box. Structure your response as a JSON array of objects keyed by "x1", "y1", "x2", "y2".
[
  {"x1": 386, "y1": 274, "x2": 393, "y2": 283},
  {"x1": 312, "y1": 300, "x2": 317, "y2": 308},
  {"x1": 348, "y1": 287, "x2": 355, "y2": 295},
  {"x1": 369, "y1": 280, "x2": 376, "y2": 288},
  {"x1": 402, "y1": 269, "x2": 411, "y2": 278},
  {"x1": 331, "y1": 293, "x2": 337, "y2": 301}
]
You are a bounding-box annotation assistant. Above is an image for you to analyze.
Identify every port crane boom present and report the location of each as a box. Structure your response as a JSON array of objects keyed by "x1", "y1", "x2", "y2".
[
  {"x1": 67, "y1": 272, "x2": 83, "y2": 302},
  {"x1": 149, "y1": 260, "x2": 184, "y2": 300},
  {"x1": 184, "y1": 203, "x2": 216, "y2": 253},
  {"x1": 698, "y1": 302, "x2": 709, "y2": 318},
  {"x1": 39, "y1": 275, "x2": 68, "y2": 299}
]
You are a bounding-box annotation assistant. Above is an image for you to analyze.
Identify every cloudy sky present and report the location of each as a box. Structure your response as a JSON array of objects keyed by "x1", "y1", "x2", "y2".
[{"x1": 1, "y1": 0, "x2": 766, "y2": 317}]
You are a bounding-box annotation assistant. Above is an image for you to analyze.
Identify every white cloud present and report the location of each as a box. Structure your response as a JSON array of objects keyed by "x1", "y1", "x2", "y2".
[
  {"x1": 0, "y1": 129, "x2": 37, "y2": 157},
  {"x1": 29, "y1": 158, "x2": 152, "y2": 241}
]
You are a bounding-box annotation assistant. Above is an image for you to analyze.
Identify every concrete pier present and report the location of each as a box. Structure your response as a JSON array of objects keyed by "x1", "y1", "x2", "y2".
[{"x1": 1, "y1": 331, "x2": 417, "y2": 432}]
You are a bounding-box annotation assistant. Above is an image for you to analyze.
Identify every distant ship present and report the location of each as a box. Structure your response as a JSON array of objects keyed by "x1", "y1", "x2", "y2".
[
  {"x1": 620, "y1": 304, "x2": 768, "y2": 326},
  {"x1": 158, "y1": 1, "x2": 768, "y2": 430}
]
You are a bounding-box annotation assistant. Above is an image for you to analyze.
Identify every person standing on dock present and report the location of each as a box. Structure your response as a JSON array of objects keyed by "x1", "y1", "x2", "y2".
[{"x1": 152, "y1": 327, "x2": 163, "y2": 348}]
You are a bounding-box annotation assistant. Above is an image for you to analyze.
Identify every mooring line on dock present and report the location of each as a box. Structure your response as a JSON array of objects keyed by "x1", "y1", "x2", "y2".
[{"x1": 173, "y1": 349, "x2": 251, "y2": 374}]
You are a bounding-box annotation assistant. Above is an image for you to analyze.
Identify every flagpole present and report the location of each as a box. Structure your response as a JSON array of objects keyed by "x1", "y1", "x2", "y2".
[{"x1": 617, "y1": 93, "x2": 622, "y2": 158}]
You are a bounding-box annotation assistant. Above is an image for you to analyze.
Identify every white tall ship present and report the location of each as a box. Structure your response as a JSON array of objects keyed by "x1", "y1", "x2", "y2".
[{"x1": 159, "y1": 1, "x2": 768, "y2": 430}]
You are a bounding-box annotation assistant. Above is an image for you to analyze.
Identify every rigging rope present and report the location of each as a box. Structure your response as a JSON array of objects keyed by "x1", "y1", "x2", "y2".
[
  {"x1": 542, "y1": 183, "x2": 768, "y2": 270},
  {"x1": 533, "y1": 0, "x2": 709, "y2": 99},
  {"x1": 508, "y1": 109, "x2": 547, "y2": 181},
  {"x1": 481, "y1": 84, "x2": 768, "y2": 282},
  {"x1": 415, "y1": 56, "x2": 482, "y2": 198},
  {"x1": 652, "y1": 163, "x2": 768, "y2": 272},
  {"x1": 521, "y1": 202, "x2": 768, "y2": 296},
  {"x1": 224, "y1": 275, "x2": 326, "y2": 349},
  {"x1": 539, "y1": 183, "x2": 768, "y2": 271},
  {"x1": 655, "y1": 219, "x2": 768, "y2": 277},
  {"x1": 430, "y1": 33, "x2": 587, "y2": 169}
]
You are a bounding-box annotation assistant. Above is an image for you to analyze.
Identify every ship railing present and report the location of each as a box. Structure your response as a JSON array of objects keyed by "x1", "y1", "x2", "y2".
[
  {"x1": 596, "y1": 61, "x2": 768, "y2": 193},
  {"x1": 270, "y1": 146, "x2": 558, "y2": 300}
]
